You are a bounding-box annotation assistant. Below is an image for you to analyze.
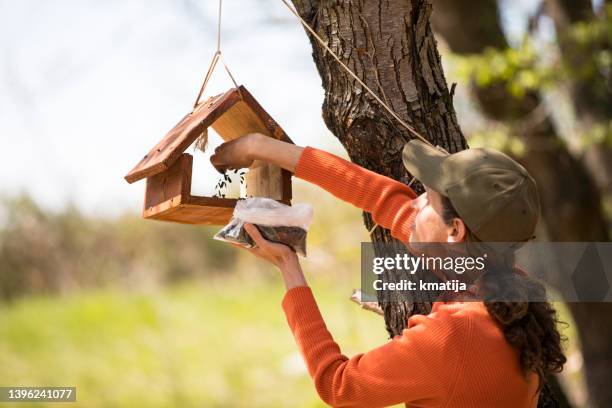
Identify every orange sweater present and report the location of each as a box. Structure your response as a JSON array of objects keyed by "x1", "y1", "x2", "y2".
[{"x1": 283, "y1": 147, "x2": 539, "y2": 408}]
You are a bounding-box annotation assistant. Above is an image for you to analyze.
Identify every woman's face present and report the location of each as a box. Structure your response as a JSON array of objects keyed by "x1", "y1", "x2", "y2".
[{"x1": 409, "y1": 187, "x2": 465, "y2": 243}]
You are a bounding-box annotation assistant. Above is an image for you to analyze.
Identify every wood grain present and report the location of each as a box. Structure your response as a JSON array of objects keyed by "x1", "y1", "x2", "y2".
[
  {"x1": 125, "y1": 89, "x2": 241, "y2": 184},
  {"x1": 125, "y1": 86, "x2": 293, "y2": 184},
  {"x1": 144, "y1": 153, "x2": 192, "y2": 211},
  {"x1": 128, "y1": 85, "x2": 294, "y2": 225},
  {"x1": 144, "y1": 195, "x2": 238, "y2": 225}
]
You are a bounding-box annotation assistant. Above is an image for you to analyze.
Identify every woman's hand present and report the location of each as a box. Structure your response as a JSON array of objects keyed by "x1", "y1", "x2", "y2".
[
  {"x1": 233, "y1": 223, "x2": 308, "y2": 290},
  {"x1": 211, "y1": 133, "x2": 304, "y2": 174},
  {"x1": 210, "y1": 133, "x2": 264, "y2": 173}
]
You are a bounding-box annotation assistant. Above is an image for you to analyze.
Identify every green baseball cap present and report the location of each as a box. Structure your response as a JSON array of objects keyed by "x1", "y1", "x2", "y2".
[{"x1": 402, "y1": 140, "x2": 540, "y2": 243}]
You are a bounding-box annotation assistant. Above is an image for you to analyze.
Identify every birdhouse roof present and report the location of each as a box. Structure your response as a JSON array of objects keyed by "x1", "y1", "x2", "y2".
[{"x1": 125, "y1": 86, "x2": 293, "y2": 184}]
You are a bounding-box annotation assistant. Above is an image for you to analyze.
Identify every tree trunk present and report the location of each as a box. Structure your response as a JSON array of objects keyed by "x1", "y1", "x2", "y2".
[
  {"x1": 290, "y1": 0, "x2": 467, "y2": 336},
  {"x1": 431, "y1": 1, "x2": 612, "y2": 406},
  {"x1": 545, "y1": 0, "x2": 612, "y2": 194}
]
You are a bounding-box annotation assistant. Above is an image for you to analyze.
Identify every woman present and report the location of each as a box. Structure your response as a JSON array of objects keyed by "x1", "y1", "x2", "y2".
[{"x1": 211, "y1": 133, "x2": 566, "y2": 407}]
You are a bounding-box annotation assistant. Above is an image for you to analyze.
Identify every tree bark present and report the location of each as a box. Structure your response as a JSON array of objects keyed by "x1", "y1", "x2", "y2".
[
  {"x1": 291, "y1": 0, "x2": 467, "y2": 336},
  {"x1": 431, "y1": 1, "x2": 612, "y2": 406}
]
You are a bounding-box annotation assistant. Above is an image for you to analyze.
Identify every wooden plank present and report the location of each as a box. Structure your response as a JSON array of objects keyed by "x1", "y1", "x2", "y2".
[
  {"x1": 210, "y1": 87, "x2": 293, "y2": 143},
  {"x1": 144, "y1": 153, "x2": 192, "y2": 211},
  {"x1": 245, "y1": 164, "x2": 267, "y2": 198},
  {"x1": 125, "y1": 88, "x2": 242, "y2": 184},
  {"x1": 236, "y1": 87, "x2": 293, "y2": 143},
  {"x1": 143, "y1": 195, "x2": 184, "y2": 219},
  {"x1": 211, "y1": 100, "x2": 270, "y2": 141},
  {"x1": 244, "y1": 162, "x2": 283, "y2": 200},
  {"x1": 144, "y1": 197, "x2": 237, "y2": 225},
  {"x1": 281, "y1": 169, "x2": 292, "y2": 201},
  {"x1": 185, "y1": 195, "x2": 238, "y2": 208},
  {"x1": 144, "y1": 194, "x2": 237, "y2": 217}
]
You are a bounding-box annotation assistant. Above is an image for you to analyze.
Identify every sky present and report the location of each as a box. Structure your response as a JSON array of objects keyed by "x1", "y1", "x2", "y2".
[{"x1": 0, "y1": 0, "x2": 555, "y2": 216}]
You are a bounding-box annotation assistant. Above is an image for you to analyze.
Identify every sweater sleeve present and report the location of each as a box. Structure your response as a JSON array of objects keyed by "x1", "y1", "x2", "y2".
[
  {"x1": 282, "y1": 287, "x2": 467, "y2": 408},
  {"x1": 293, "y1": 147, "x2": 417, "y2": 243}
]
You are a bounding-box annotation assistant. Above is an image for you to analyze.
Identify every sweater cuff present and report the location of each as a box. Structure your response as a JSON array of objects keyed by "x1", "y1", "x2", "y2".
[{"x1": 282, "y1": 286, "x2": 324, "y2": 329}]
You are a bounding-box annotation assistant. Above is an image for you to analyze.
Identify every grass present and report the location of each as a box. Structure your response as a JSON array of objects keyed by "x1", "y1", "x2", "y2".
[
  {"x1": 0, "y1": 274, "x2": 387, "y2": 408},
  {"x1": 0, "y1": 275, "x2": 587, "y2": 407}
]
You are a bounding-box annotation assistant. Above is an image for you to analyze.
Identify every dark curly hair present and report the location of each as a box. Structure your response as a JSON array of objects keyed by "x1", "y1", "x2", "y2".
[{"x1": 440, "y1": 195, "x2": 567, "y2": 407}]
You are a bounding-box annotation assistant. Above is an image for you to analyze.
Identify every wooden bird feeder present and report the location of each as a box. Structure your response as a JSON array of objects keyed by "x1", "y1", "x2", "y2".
[{"x1": 124, "y1": 86, "x2": 293, "y2": 225}]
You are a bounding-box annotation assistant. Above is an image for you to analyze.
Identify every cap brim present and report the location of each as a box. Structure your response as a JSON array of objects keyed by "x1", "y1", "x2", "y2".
[{"x1": 402, "y1": 140, "x2": 449, "y2": 193}]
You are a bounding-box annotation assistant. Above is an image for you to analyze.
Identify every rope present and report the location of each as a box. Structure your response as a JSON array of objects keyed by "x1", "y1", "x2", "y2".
[
  {"x1": 216, "y1": 0, "x2": 222, "y2": 52},
  {"x1": 192, "y1": 0, "x2": 241, "y2": 110},
  {"x1": 279, "y1": 0, "x2": 434, "y2": 147},
  {"x1": 219, "y1": 54, "x2": 240, "y2": 90},
  {"x1": 193, "y1": 51, "x2": 220, "y2": 109}
]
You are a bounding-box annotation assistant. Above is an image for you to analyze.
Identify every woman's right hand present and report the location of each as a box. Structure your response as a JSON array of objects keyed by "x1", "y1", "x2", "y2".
[
  {"x1": 232, "y1": 223, "x2": 307, "y2": 290},
  {"x1": 210, "y1": 133, "x2": 264, "y2": 173}
]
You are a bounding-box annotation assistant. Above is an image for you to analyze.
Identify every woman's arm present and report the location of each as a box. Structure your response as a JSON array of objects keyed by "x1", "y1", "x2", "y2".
[
  {"x1": 211, "y1": 134, "x2": 418, "y2": 243},
  {"x1": 230, "y1": 223, "x2": 454, "y2": 407},
  {"x1": 210, "y1": 133, "x2": 303, "y2": 173},
  {"x1": 282, "y1": 286, "x2": 462, "y2": 408}
]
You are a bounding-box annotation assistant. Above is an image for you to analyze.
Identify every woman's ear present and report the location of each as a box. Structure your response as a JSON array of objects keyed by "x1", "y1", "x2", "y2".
[{"x1": 447, "y1": 218, "x2": 467, "y2": 243}]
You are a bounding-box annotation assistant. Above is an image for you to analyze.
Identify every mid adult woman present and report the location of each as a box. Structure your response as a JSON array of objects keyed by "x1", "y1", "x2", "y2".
[{"x1": 210, "y1": 133, "x2": 566, "y2": 407}]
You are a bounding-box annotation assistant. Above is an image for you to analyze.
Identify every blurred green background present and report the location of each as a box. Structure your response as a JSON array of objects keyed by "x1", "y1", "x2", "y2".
[
  {"x1": 0, "y1": 183, "x2": 584, "y2": 408},
  {"x1": 0, "y1": 183, "x2": 390, "y2": 408},
  {"x1": 2, "y1": 0, "x2": 610, "y2": 406}
]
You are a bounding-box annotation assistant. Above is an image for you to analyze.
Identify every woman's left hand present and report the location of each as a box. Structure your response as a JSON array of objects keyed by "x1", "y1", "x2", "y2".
[
  {"x1": 210, "y1": 133, "x2": 262, "y2": 174},
  {"x1": 233, "y1": 223, "x2": 307, "y2": 290}
]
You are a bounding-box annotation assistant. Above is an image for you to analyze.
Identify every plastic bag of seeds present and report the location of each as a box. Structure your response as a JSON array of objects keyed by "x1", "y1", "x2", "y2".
[{"x1": 214, "y1": 197, "x2": 313, "y2": 257}]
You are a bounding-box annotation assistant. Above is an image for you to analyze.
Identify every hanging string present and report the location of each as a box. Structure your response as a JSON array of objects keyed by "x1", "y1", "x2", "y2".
[
  {"x1": 193, "y1": 0, "x2": 240, "y2": 110},
  {"x1": 193, "y1": 51, "x2": 220, "y2": 109},
  {"x1": 214, "y1": 0, "x2": 240, "y2": 89},
  {"x1": 216, "y1": 0, "x2": 222, "y2": 52}
]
